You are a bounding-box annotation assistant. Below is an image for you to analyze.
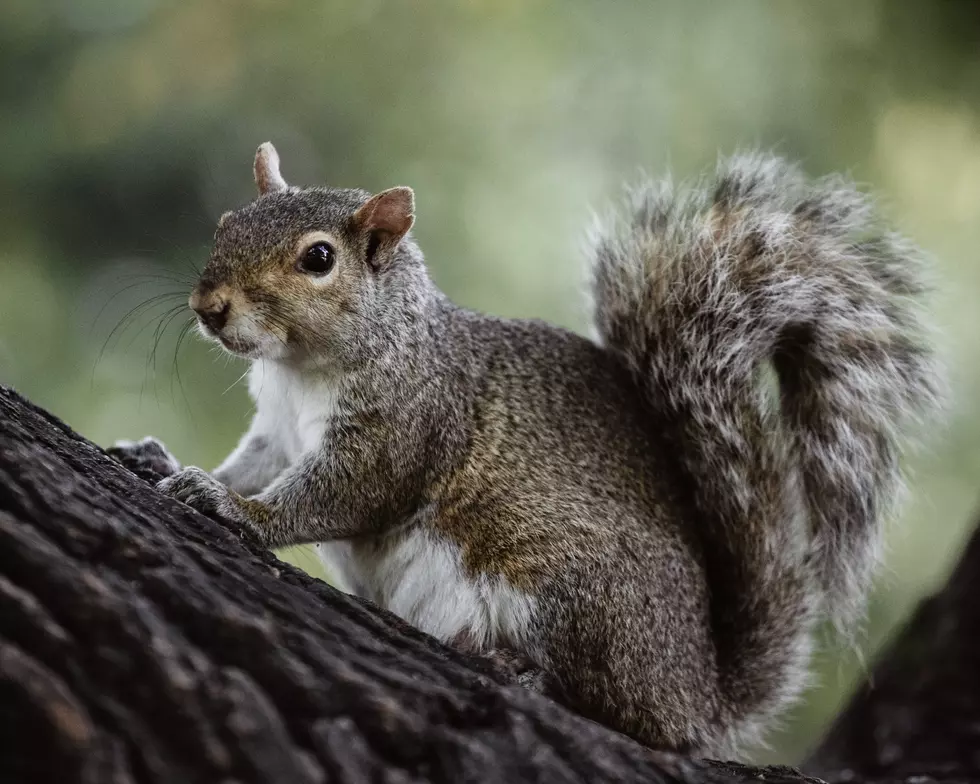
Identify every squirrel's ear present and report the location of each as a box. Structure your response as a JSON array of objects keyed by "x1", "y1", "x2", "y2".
[
  {"x1": 353, "y1": 187, "x2": 415, "y2": 242},
  {"x1": 254, "y1": 142, "x2": 289, "y2": 195}
]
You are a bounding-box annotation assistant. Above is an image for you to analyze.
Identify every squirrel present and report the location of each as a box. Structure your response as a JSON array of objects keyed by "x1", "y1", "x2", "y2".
[{"x1": 111, "y1": 142, "x2": 944, "y2": 757}]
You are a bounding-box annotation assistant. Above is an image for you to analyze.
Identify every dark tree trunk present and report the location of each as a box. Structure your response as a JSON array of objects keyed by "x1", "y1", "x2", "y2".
[
  {"x1": 0, "y1": 385, "x2": 974, "y2": 784},
  {"x1": 806, "y1": 510, "x2": 980, "y2": 781}
]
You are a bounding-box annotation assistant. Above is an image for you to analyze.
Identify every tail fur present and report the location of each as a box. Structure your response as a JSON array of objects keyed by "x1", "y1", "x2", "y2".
[{"x1": 588, "y1": 153, "x2": 944, "y2": 727}]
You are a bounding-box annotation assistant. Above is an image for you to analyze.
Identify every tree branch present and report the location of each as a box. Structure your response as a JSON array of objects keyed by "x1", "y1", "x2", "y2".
[{"x1": 0, "y1": 384, "x2": 974, "y2": 783}]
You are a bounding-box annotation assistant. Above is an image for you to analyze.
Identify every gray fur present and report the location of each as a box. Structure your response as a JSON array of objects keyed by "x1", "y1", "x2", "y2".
[
  {"x1": 590, "y1": 153, "x2": 945, "y2": 629},
  {"x1": 125, "y1": 149, "x2": 944, "y2": 758}
]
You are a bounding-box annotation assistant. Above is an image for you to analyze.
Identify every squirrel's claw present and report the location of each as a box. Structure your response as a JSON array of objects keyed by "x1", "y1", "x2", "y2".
[
  {"x1": 108, "y1": 436, "x2": 182, "y2": 479},
  {"x1": 158, "y1": 466, "x2": 230, "y2": 517},
  {"x1": 157, "y1": 467, "x2": 269, "y2": 547}
]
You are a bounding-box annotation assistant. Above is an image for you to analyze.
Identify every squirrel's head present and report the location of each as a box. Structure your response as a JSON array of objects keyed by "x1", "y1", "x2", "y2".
[{"x1": 190, "y1": 142, "x2": 428, "y2": 368}]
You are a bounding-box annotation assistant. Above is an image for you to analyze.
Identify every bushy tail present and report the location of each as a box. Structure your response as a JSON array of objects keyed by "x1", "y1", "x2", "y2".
[{"x1": 588, "y1": 153, "x2": 944, "y2": 724}]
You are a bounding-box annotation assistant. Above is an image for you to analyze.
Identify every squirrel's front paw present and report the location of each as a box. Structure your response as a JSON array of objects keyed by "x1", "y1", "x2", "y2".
[
  {"x1": 157, "y1": 468, "x2": 269, "y2": 546},
  {"x1": 157, "y1": 467, "x2": 231, "y2": 517},
  {"x1": 109, "y1": 436, "x2": 182, "y2": 479}
]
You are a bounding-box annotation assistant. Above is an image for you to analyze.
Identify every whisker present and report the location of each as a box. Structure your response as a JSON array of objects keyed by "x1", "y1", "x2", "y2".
[
  {"x1": 149, "y1": 305, "x2": 189, "y2": 365},
  {"x1": 98, "y1": 274, "x2": 188, "y2": 290},
  {"x1": 171, "y1": 318, "x2": 197, "y2": 421},
  {"x1": 140, "y1": 304, "x2": 190, "y2": 407},
  {"x1": 89, "y1": 283, "x2": 185, "y2": 338},
  {"x1": 223, "y1": 366, "x2": 251, "y2": 396},
  {"x1": 123, "y1": 301, "x2": 187, "y2": 353},
  {"x1": 92, "y1": 294, "x2": 188, "y2": 388}
]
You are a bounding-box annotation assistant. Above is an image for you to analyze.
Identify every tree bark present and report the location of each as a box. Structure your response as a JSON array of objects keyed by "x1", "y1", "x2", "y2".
[
  {"x1": 0, "y1": 384, "x2": 974, "y2": 784},
  {"x1": 807, "y1": 510, "x2": 980, "y2": 781}
]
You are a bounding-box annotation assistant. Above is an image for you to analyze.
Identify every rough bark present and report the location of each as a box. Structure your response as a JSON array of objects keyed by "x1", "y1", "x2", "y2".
[{"x1": 0, "y1": 384, "x2": 974, "y2": 784}]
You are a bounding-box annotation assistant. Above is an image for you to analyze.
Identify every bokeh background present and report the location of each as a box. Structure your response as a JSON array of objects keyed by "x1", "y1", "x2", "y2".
[{"x1": 2, "y1": 0, "x2": 979, "y2": 763}]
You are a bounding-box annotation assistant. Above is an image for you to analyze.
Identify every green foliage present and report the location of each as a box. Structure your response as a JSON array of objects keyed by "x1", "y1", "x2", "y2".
[{"x1": 3, "y1": 0, "x2": 980, "y2": 763}]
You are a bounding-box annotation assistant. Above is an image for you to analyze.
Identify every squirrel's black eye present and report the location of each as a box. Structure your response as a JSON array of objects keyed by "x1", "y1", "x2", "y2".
[{"x1": 299, "y1": 242, "x2": 336, "y2": 276}]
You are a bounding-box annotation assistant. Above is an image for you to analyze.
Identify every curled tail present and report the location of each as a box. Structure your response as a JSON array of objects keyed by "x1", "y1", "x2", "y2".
[{"x1": 588, "y1": 153, "x2": 944, "y2": 738}]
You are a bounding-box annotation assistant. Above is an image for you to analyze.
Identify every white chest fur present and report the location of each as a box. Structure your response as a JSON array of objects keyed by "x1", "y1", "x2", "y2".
[{"x1": 248, "y1": 360, "x2": 342, "y2": 462}]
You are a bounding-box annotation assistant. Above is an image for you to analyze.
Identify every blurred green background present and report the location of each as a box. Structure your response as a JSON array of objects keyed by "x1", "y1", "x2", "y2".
[{"x1": 2, "y1": 0, "x2": 979, "y2": 763}]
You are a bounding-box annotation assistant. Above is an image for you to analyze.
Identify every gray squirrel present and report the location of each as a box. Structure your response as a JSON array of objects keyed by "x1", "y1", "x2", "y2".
[{"x1": 111, "y1": 142, "x2": 945, "y2": 757}]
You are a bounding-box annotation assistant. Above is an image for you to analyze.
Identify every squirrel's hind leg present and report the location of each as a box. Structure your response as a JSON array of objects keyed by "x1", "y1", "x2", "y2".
[{"x1": 535, "y1": 567, "x2": 730, "y2": 755}]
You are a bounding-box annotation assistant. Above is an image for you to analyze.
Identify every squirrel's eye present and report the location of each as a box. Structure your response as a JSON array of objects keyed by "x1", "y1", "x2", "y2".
[{"x1": 299, "y1": 242, "x2": 336, "y2": 276}]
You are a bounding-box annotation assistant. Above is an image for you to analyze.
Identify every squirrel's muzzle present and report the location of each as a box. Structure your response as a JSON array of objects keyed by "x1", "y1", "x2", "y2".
[{"x1": 189, "y1": 288, "x2": 231, "y2": 333}]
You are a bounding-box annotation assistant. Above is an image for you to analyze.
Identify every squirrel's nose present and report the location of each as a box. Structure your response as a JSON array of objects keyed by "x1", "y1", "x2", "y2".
[{"x1": 190, "y1": 292, "x2": 231, "y2": 333}]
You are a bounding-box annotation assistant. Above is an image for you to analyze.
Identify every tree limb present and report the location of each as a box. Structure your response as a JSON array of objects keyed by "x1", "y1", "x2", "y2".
[{"x1": 0, "y1": 385, "x2": 974, "y2": 783}]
